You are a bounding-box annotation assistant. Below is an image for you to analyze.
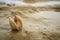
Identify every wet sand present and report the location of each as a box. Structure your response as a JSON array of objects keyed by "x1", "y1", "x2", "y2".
[{"x1": 0, "y1": 1, "x2": 60, "y2": 40}]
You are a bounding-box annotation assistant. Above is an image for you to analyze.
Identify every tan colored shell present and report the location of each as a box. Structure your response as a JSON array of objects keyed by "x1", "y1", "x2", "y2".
[{"x1": 9, "y1": 15, "x2": 23, "y2": 31}]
